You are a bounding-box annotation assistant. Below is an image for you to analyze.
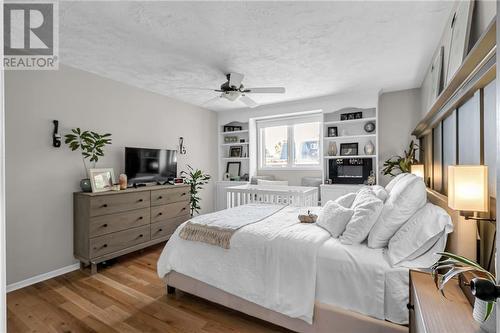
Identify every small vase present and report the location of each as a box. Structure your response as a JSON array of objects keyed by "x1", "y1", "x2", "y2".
[
  {"x1": 473, "y1": 298, "x2": 496, "y2": 333},
  {"x1": 119, "y1": 174, "x2": 128, "y2": 190},
  {"x1": 80, "y1": 178, "x2": 92, "y2": 192},
  {"x1": 328, "y1": 142, "x2": 337, "y2": 156},
  {"x1": 364, "y1": 140, "x2": 375, "y2": 155}
]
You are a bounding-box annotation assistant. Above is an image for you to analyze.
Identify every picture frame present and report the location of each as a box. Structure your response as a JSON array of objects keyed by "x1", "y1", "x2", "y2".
[
  {"x1": 340, "y1": 111, "x2": 363, "y2": 121},
  {"x1": 226, "y1": 162, "x2": 241, "y2": 178},
  {"x1": 232, "y1": 126, "x2": 242, "y2": 131},
  {"x1": 88, "y1": 168, "x2": 115, "y2": 193},
  {"x1": 327, "y1": 126, "x2": 338, "y2": 137},
  {"x1": 340, "y1": 143, "x2": 358, "y2": 156},
  {"x1": 229, "y1": 146, "x2": 243, "y2": 157},
  {"x1": 223, "y1": 125, "x2": 233, "y2": 132}
]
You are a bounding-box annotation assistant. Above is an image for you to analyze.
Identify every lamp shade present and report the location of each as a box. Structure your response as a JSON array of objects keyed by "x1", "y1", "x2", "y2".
[
  {"x1": 448, "y1": 165, "x2": 488, "y2": 212},
  {"x1": 411, "y1": 164, "x2": 425, "y2": 178}
]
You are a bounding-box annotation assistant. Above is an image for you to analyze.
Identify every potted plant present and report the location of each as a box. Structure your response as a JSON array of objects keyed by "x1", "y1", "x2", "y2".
[
  {"x1": 181, "y1": 165, "x2": 211, "y2": 216},
  {"x1": 64, "y1": 128, "x2": 112, "y2": 192},
  {"x1": 431, "y1": 252, "x2": 496, "y2": 332},
  {"x1": 381, "y1": 140, "x2": 420, "y2": 176}
]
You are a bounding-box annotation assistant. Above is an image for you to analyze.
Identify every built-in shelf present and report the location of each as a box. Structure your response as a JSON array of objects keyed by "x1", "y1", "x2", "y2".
[
  {"x1": 324, "y1": 155, "x2": 376, "y2": 159},
  {"x1": 221, "y1": 142, "x2": 249, "y2": 146},
  {"x1": 323, "y1": 134, "x2": 376, "y2": 140},
  {"x1": 220, "y1": 130, "x2": 249, "y2": 135},
  {"x1": 324, "y1": 117, "x2": 376, "y2": 126},
  {"x1": 222, "y1": 157, "x2": 250, "y2": 160}
]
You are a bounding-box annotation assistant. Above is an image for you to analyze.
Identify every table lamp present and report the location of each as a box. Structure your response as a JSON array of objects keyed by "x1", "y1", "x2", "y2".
[{"x1": 410, "y1": 164, "x2": 425, "y2": 179}]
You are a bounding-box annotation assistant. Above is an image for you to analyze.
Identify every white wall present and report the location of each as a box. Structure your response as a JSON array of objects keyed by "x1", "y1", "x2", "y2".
[
  {"x1": 4, "y1": 65, "x2": 218, "y2": 285},
  {"x1": 378, "y1": 88, "x2": 422, "y2": 186},
  {"x1": 217, "y1": 91, "x2": 379, "y2": 185}
]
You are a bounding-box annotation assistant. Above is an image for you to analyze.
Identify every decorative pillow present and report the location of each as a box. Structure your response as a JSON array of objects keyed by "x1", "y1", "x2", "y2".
[
  {"x1": 388, "y1": 203, "x2": 453, "y2": 268},
  {"x1": 339, "y1": 188, "x2": 383, "y2": 245},
  {"x1": 385, "y1": 173, "x2": 410, "y2": 194},
  {"x1": 317, "y1": 201, "x2": 354, "y2": 238},
  {"x1": 333, "y1": 192, "x2": 357, "y2": 208},
  {"x1": 368, "y1": 174, "x2": 427, "y2": 248},
  {"x1": 370, "y1": 185, "x2": 388, "y2": 203}
]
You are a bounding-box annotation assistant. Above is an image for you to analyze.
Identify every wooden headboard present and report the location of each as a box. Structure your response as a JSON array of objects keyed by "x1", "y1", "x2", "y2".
[{"x1": 426, "y1": 188, "x2": 477, "y2": 261}]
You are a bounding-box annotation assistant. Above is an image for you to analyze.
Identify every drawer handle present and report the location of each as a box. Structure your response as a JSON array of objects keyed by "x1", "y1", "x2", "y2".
[
  {"x1": 158, "y1": 196, "x2": 163, "y2": 199},
  {"x1": 103, "y1": 224, "x2": 108, "y2": 228},
  {"x1": 181, "y1": 193, "x2": 187, "y2": 196},
  {"x1": 158, "y1": 212, "x2": 163, "y2": 216},
  {"x1": 138, "y1": 199, "x2": 144, "y2": 202},
  {"x1": 101, "y1": 204, "x2": 108, "y2": 208},
  {"x1": 406, "y1": 303, "x2": 414, "y2": 310},
  {"x1": 158, "y1": 228, "x2": 163, "y2": 232},
  {"x1": 138, "y1": 234, "x2": 144, "y2": 238},
  {"x1": 182, "y1": 207, "x2": 187, "y2": 211},
  {"x1": 103, "y1": 244, "x2": 108, "y2": 248},
  {"x1": 138, "y1": 216, "x2": 143, "y2": 220}
]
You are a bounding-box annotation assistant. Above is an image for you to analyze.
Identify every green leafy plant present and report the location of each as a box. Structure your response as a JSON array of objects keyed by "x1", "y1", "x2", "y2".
[
  {"x1": 382, "y1": 140, "x2": 419, "y2": 176},
  {"x1": 181, "y1": 165, "x2": 211, "y2": 216},
  {"x1": 431, "y1": 252, "x2": 496, "y2": 320},
  {"x1": 64, "y1": 128, "x2": 112, "y2": 175}
]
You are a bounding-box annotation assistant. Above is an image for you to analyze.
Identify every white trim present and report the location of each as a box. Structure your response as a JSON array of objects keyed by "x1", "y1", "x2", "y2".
[
  {"x1": 0, "y1": 0, "x2": 6, "y2": 328},
  {"x1": 6, "y1": 263, "x2": 80, "y2": 293}
]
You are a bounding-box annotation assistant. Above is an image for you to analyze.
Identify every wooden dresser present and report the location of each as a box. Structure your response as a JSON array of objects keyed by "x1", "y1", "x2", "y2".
[
  {"x1": 74, "y1": 184, "x2": 190, "y2": 273},
  {"x1": 409, "y1": 270, "x2": 481, "y2": 333}
]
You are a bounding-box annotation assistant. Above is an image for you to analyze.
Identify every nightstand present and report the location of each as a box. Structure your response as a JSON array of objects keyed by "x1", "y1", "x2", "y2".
[{"x1": 409, "y1": 270, "x2": 482, "y2": 333}]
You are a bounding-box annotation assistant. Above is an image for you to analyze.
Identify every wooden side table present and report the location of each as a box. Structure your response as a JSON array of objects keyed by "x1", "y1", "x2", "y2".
[{"x1": 409, "y1": 270, "x2": 482, "y2": 333}]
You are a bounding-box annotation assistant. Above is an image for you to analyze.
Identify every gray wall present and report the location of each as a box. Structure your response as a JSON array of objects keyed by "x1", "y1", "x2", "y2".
[
  {"x1": 378, "y1": 88, "x2": 422, "y2": 186},
  {"x1": 5, "y1": 65, "x2": 218, "y2": 285}
]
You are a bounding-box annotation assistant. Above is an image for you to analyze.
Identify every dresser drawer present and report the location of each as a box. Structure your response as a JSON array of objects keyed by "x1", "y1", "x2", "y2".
[
  {"x1": 89, "y1": 192, "x2": 150, "y2": 217},
  {"x1": 151, "y1": 201, "x2": 190, "y2": 223},
  {"x1": 151, "y1": 215, "x2": 189, "y2": 240},
  {"x1": 151, "y1": 187, "x2": 189, "y2": 206},
  {"x1": 89, "y1": 208, "x2": 150, "y2": 237},
  {"x1": 89, "y1": 225, "x2": 150, "y2": 258}
]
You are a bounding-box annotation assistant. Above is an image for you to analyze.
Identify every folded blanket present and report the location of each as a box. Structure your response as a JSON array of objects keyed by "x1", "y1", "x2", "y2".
[{"x1": 179, "y1": 204, "x2": 285, "y2": 248}]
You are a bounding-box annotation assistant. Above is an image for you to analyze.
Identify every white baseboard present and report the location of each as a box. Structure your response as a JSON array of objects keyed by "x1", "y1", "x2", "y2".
[{"x1": 6, "y1": 263, "x2": 80, "y2": 293}]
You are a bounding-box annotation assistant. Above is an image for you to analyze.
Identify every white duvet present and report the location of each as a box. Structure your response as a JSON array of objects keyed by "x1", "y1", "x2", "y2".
[{"x1": 157, "y1": 205, "x2": 329, "y2": 324}]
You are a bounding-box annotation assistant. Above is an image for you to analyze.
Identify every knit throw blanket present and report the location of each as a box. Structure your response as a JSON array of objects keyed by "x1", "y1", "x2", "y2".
[{"x1": 179, "y1": 204, "x2": 286, "y2": 249}]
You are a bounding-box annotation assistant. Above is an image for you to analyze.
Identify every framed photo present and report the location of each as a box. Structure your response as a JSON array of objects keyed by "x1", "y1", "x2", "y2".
[
  {"x1": 340, "y1": 111, "x2": 363, "y2": 121},
  {"x1": 232, "y1": 126, "x2": 242, "y2": 131},
  {"x1": 327, "y1": 126, "x2": 338, "y2": 137},
  {"x1": 88, "y1": 168, "x2": 115, "y2": 193},
  {"x1": 223, "y1": 125, "x2": 233, "y2": 132},
  {"x1": 223, "y1": 125, "x2": 242, "y2": 132},
  {"x1": 340, "y1": 143, "x2": 358, "y2": 156},
  {"x1": 226, "y1": 162, "x2": 241, "y2": 178},
  {"x1": 229, "y1": 146, "x2": 242, "y2": 157}
]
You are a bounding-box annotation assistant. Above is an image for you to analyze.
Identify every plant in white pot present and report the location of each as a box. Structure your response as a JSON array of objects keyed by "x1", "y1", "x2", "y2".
[
  {"x1": 431, "y1": 252, "x2": 496, "y2": 332},
  {"x1": 64, "y1": 128, "x2": 112, "y2": 192}
]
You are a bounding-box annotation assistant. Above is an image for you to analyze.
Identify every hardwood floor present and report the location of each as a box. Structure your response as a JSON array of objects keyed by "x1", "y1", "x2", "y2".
[{"x1": 7, "y1": 244, "x2": 291, "y2": 333}]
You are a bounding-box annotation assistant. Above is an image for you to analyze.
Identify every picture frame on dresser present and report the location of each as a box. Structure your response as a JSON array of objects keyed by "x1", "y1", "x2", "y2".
[{"x1": 88, "y1": 168, "x2": 115, "y2": 193}]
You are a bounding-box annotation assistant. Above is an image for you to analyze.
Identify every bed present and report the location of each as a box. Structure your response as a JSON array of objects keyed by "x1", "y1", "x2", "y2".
[{"x1": 157, "y1": 177, "x2": 464, "y2": 333}]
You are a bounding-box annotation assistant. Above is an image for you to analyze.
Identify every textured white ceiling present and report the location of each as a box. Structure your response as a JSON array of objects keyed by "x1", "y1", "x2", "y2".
[{"x1": 59, "y1": 1, "x2": 453, "y2": 111}]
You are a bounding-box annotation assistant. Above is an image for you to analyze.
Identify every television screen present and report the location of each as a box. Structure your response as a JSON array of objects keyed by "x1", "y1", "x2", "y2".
[{"x1": 125, "y1": 147, "x2": 177, "y2": 184}]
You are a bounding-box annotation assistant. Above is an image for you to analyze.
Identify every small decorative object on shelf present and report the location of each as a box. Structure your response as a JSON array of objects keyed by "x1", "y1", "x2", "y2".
[
  {"x1": 325, "y1": 179, "x2": 332, "y2": 184},
  {"x1": 366, "y1": 171, "x2": 376, "y2": 185},
  {"x1": 328, "y1": 142, "x2": 337, "y2": 156},
  {"x1": 239, "y1": 138, "x2": 245, "y2": 143},
  {"x1": 241, "y1": 173, "x2": 249, "y2": 181},
  {"x1": 223, "y1": 172, "x2": 230, "y2": 181},
  {"x1": 111, "y1": 184, "x2": 120, "y2": 191},
  {"x1": 173, "y1": 177, "x2": 185, "y2": 185},
  {"x1": 119, "y1": 173, "x2": 127, "y2": 190},
  {"x1": 364, "y1": 140, "x2": 375, "y2": 155},
  {"x1": 340, "y1": 111, "x2": 362, "y2": 120},
  {"x1": 340, "y1": 143, "x2": 358, "y2": 156},
  {"x1": 223, "y1": 125, "x2": 242, "y2": 132},
  {"x1": 327, "y1": 126, "x2": 338, "y2": 137},
  {"x1": 229, "y1": 146, "x2": 243, "y2": 157},
  {"x1": 224, "y1": 136, "x2": 238, "y2": 143},
  {"x1": 364, "y1": 121, "x2": 376, "y2": 133}
]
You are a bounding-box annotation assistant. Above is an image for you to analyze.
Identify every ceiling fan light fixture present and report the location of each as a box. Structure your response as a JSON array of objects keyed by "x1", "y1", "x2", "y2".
[{"x1": 222, "y1": 90, "x2": 240, "y2": 101}]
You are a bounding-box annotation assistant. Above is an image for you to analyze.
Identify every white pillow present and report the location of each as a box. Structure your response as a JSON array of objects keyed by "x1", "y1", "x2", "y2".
[
  {"x1": 370, "y1": 185, "x2": 388, "y2": 203},
  {"x1": 340, "y1": 188, "x2": 383, "y2": 245},
  {"x1": 368, "y1": 174, "x2": 427, "y2": 248},
  {"x1": 333, "y1": 192, "x2": 357, "y2": 208},
  {"x1": 385, "y1": 173, "x2": 410, "y2": 194},
  {"x1": 317, "y1": 201, "x2": 354, "y2": 238},
  {"x1": 388, "y1": 203, "x2": 453, "y2": 268},
  {"x1": 257, "y1": 179, "x2": 289, "y2": 186}
]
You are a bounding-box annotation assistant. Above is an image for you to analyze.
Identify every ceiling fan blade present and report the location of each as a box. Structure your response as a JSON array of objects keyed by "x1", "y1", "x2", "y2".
[
  {"x1": 239, "y1": 95, "x2": 259, "y2": 108},
  {"x1": 244, "y1": 87, "x2": 286, "y2": 94},
  {"x1": 229, "y1": 72, "x2": 244, "y2": 88},
  {"x1": 201, "y1": 96, "x2": 222, "y2": 106}
]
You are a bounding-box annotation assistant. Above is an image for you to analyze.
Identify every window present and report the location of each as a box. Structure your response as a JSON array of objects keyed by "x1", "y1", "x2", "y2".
[{"x1": 258, "y1": 114, "x2": 321, "y2": 169}]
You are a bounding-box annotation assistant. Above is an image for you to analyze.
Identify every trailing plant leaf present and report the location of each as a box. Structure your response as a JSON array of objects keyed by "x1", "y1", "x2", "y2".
[{"x1": 181, "y1": 165, "x2": 211, "y2": 216}]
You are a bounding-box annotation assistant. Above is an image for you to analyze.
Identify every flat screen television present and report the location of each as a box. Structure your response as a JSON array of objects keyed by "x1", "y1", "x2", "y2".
[{"x1": 125, "y1": 147, "x2": 177, "y2": 185}]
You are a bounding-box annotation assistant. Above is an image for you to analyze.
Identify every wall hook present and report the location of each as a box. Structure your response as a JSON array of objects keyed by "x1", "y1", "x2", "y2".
[
  {"x1": 179, "y1": 137, "x2": 187, "y2": 155},
  {"x1": 52, "y1": 120, "x2": 61, "y2": 147}
]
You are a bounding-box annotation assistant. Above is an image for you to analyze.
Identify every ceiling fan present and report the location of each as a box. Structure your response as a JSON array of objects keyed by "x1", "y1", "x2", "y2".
[{"x1": 203, "y1": 72, "x2": 286, "y2": 108}]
